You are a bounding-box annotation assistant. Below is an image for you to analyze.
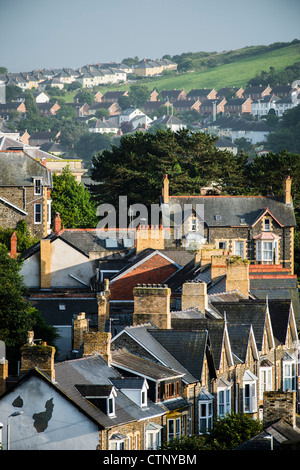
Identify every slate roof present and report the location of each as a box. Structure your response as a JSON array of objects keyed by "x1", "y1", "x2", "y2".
[
  {"x1": 112, "y1": 325, "x2": 198, "y2": 384},
  {"x1": 167, "y1": 195, "x2": 296, "y2": 227},
  {"x1": 0, "y1": 150, "x2": 52, "y2": 187},
  {"x1": 149, "y1": 329, "x2": 208, "y2": 381},
  {"x1": 111, "y1": 348, "x2": 184, "y2": 381},
  {"x1": 235, "y1": 419, "x2": 300, "y2": 450},
  {"x1": 211, "y1": 301, "x2": 268, "y2": 352},
  {"x1": 227, "y1": 324, "x2": 254, "y2": 363},
  {"x1": 54, "y1": 354, "x2": 165, "y2": 427}
]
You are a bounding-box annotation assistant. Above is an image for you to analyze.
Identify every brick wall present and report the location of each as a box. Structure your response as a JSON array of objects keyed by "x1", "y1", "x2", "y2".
[
  {"x1": 20, "y1": 343, "x2": 56, "y2": 382},
  {"x1": 133, "y1": 285, "x2": 171, "y2": 329},
  {"x1": 109, "y1": 253, "x2": 178, "y2": 300},
  {"x1": 263, "y1": 391, "x2": 296, "y2": 428},
  {"x1": 181, "y1": 281, "x2": 208, "y2": 312}
]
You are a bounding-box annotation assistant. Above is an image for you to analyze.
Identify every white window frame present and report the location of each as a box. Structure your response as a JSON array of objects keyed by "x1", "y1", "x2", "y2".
[
  {"x1": 34, "y1": 203, "x2": 42, "y2": 224},
  {"x1": 146, "y1": 430, "x2": 161, "y2": 450},
  {"x1": 243, "y1": 380, "x2": 257, "y2": 413},
  {"x1": 283, "y1": 358, "x2": 296, "y2": 392},
  {"x1": 34, "y1": 177, "x2": 43, "y2": 196},
  {"x1": 199, "y1": 400, "x2": 213, "y2": 434},
  {"x1": 107, "y1": 395, "x2": 116, "y2": 417},
  {"x1": 264, "y1": 218, "x2": 271, "y2": 231},
  {"x1": 218, "y1": 241, "x2": 227, "y2": 250},
  {"x1": 217, "y1": 386, "x2": 231, "y2": 417},
  {"x1": 47, "y1": 200, "x2": 51, "y2": 226},
  {"x1": 234, "y1": 241, "x2": 244, "y2": 257},
  {"x1": 109, "y1": 439, "x2": 125, "y2": 450},
  {"x1": 167, "y1": 417, "x2": 181, "y2": 442},
  {"x1": 256, "y1": 240, "x2": 278, "y2": 263},
  {"x1": 259, "y1": 366, "x2": 273, "y2": 399}
]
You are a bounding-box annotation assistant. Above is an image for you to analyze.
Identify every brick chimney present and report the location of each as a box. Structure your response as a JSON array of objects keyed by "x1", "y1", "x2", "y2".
[
  {"x1": 10, "y1": 232, "x2": 17, "y2": 259},
  {"x1": 82, "y1": 330, "x2": 112, "y2": 364},
  {"x1": 20, "y1": 331, "x2": 56, "y2": 382},
  {"x1": 211, "y1": 255, "x2": 229, "y2": 282},
  {"x1": 40, "y1": 239, "x2": 51, "y2": 289},
  {"x1": 133, "y1": 284, "x2": 171, "y2": 329},
  {"x1": 181, "y1": 281, "x2": 208, "y2": 312},
  {"x1": 162, "y1": 174, "x2": 169, "y2": 204},
  {"x1": 284, "y1": 176, "x2": 292, "y2": 205},
  {"x1": 73, "y1": 312, "x2": 89, "y2": 351},
  {"x1": 54, "y1": 212, "x2": 61, "y2": 233},
  {"x1": 136, "y1": 224, "x2": 165, "y2": 254},
  {"x1": 225, "y1": 257, "x2": 249, "y2": 297}
]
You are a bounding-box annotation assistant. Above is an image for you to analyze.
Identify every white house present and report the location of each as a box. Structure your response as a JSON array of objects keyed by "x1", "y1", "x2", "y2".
[
  {"x1": 89, "y1": 118, "x2": 120, "y2": 135},
  {"x1": 251, "y1": 94, "x2": 280, "y2": 117},
  {"x1": 118, "y1": 108, "x2": 145, "y2": 125}
]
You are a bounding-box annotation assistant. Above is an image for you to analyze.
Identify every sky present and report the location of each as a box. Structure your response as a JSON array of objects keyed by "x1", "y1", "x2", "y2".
[{"x1": 0, "y1": 0, "x2": 299, "y2": 73}]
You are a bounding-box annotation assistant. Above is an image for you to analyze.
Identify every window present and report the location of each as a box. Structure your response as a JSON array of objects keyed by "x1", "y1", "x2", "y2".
[
  {"x1": 199, "y1": 400, "x2": 213, "y2": 433},
  {"x1": 168, "y1": 417, "x2": 181, "y2": 441},
  {"x1": 110, "y1": 439, "x2": 125, "y2": 450},
  {"x1": 243, "y1": 373, "x2": 257, "y2": 413},
  {"x1": 47, "y1": 200, "x2": 51, "y2": 226},
  {"x1": 256, "y1": 240, "x2": 278, "y2": 263},
  {"x1": 234, "y1": 241, "x2": 244, "y2": 257},
  {"x1": 218, "y1": 241, "x2": 227, "y2": 250},
  {"x1": 141, "y1": 390, "x2": 147, "y2": 408},
  {"x1": 191, "y1": 217, "x2": 197, "y2": 231},
  {"x1": 107, "y1": 396, "x2": 116, "y2": 417},
  {"x1": 264, "y1": 218, "x2": 271, "y2": 231},
  {"x1": 259, "y1": 366, "x2": 273, "y2": 399},
  {"x1": 34, "y1": 203, "x2": 42, "y2": 224},
  {"x1": 146, "y1": 423, "x2": 162, "y2": 450},
  {"x1": 217, "y1": 386, "x2": 231, "y2": 417},
  {"x1": 283, "y1": 357, "x2": 296, "y2": 391},
  {"x1": 34, "y1": 178, "x2": 43, "y2": 195}
]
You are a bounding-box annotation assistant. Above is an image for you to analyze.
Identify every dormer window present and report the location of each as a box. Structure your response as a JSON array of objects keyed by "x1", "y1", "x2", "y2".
[
  {"x1": 264, "y1": 218, "x2": 271, "y2": 231},
  {"x1": 34, "y1": 178, "x2": 43, "y2": 195},
  {"x1": 107, "y1": 396, "x2": 115, "y2": 417}
]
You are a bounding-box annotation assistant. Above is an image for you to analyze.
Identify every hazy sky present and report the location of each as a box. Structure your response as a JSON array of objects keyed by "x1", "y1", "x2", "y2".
[{"x1": 1, "y1": 0, "x2": 299, "y2": 72}]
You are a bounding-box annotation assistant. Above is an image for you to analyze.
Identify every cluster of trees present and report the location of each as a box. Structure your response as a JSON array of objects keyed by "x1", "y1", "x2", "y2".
[{"x1": 247, "y1": 62, "x2": 300, "y2": 88}]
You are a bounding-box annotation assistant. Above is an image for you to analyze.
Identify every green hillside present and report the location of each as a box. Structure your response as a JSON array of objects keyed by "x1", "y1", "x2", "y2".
[{"x1": 143, "y1": 43, "x2": 300, "y2": 93}]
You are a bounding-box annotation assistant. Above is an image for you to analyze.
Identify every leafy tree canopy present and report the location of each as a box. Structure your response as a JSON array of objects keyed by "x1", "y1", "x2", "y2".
[
  {"x1": 51, "y1": 166, "x2": 98, "y2": 228},
  {"x1": 89, "y1": 128, "x2": 249, "y2": 211}
]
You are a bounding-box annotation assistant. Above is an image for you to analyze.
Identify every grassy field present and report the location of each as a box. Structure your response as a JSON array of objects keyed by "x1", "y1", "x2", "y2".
[{"x1": 142, "y1": 43, "x2": 300, "y2": 93}]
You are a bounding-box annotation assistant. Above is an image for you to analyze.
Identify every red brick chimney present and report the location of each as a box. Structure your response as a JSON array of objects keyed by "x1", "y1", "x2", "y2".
[
  {"x1": 54, "y1": 212, "x2": 61, "y2": 233},
  {"x1": 10, "y1": 232, "x2": 17, "y2": 258}
]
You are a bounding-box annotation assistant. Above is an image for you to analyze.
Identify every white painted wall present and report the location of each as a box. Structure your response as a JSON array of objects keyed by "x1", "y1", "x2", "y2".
[
  {"x1": 20, "y1": 238, "x2": 96, "y2": 288},
  {"x1": 0, "y1": 375, "x2": 100, "y2": 450}
]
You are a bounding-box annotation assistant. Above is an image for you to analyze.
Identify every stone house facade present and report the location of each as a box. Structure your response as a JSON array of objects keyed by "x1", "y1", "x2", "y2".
[
  {"x1": 161, "y1": 174, "x2": 296, "y2": 273},
  {"x1": 0, "y1": 150, "x2": 52, "y2": 238}
]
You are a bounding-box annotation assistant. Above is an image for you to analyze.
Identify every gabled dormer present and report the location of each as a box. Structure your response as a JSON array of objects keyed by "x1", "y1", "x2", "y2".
[
  {"x1": 75, "y1": 384, "x2": 117, "y2": 417},
  {"x1": 110, "y1": 377, "x2": 149, "y2": 408}
]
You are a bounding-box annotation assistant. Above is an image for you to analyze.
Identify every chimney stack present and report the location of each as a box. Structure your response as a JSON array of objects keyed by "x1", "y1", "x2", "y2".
[
  {"x1": 263, "y1": 391, "x2": 296, "y2": 429},
  {"x1": 20, "y1": 331, "x2": 56, "y2": 382},
  {"x1": 10, "y1": 232, "x2": 17, "y2": 258},
  {"x1": 54, "y1": 212, "x2": 61, "y2": 234},
  {"x1": 162, "y1": 174, "x2": 169, "y2": 204},
  {"x1": 284, "y1": 176, "x2": 292, "y2": 205},
  {"x1": 181, "y1": 281, "x2": 208, "y2": 312},
  {"x1": 225, "y1": 257, "x2": 249, "y2": 297},
  {"x1": 133, "y1": 284, "x2": 171, "y2": 329},
  {"x1": 40, "y1": 239, "x2": 51, "y2": 289}
]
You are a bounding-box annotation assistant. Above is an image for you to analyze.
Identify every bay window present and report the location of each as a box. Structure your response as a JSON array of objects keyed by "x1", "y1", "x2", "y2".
[
  {"x1": 243, "y1": 371, "x2": 258, "y2": 413},
  {"x1": 283, "y1": 353, "x2": 296, "y2": 391},
  {"x1": 217, "y1": 381, "x2": 231, "y2": 417},
  {"x1": 168, "y1": 417, "x2": 181, "y2": 442},
  {"x1": 259, "y1": 365, "x2": 273, "y2": 399},
  {"x1": 199, "y1": 400, "x2": 213, "y2": 433},
  {"x1": 256, "y1": 239, "x2": 279, "y2": 263}
]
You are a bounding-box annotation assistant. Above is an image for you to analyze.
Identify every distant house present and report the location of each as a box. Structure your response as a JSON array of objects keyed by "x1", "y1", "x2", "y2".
[
  {"x1": 243, "y1": 84, "x2": 272, "y2": 100},
  {"x1": 65, "y1": 102, "x2": 90, "y2": 117},
  {"x1": 160, "y1": 89, "x2": 187, "y2": 103},
  {"x1": 186, "y1": 88, "x2": 217, "y2": 102},
  {"x1": 214, "y1": 136, "x2": 238, "y2": 155},
  {"x1": 134, "y1": 58, "x2": 177, "y2": 77},
  {"x1": 272, "y1": 84, "x2": 299, "y2": 98},
  {"x1": 17, "y1": 91, "x2": 50, "y2": 103},
  {"x1": 88, "y1": 101, "x2": 121, "y2": 116},
  {"x1": 89, "y1": 118, "x2": 119, "y2": 135},
  {"x1": 36, "y1": 101, "x2": 60, "y2": 116},
  {"x1": 38, "y1": 77, "x2": 64, "y2": 91},
  {"x1": 224, "y1": 97, "x2": 252, "y2": 116},
  {"x1": 251, "y1": 94, "x2": 281, "y2": 117},
  {"x1": 151, "y1": 115, "x2": 187, "y2": 132},
  {"x1": 101, "y1": 90, "x2": 129, "y2": 103},
  {"x1": 275, "y1": 91, "x2": 300, "y2": 116},
  {"x1": 200, "y1": 98, "x2": 226, "y2": 117},
  {"x1": 173, "y1": 99, "x2": 201, "y2": 113},
  {"x1": 29, "y1": 130, "x2": 60, "y2": 146},
  {"x1": 208, "y1": 116, "x2": 272, "y2": 144},
  {"x1": 142, "y1": 100, "x2": 170, "y2": 115},
  {"x1": 217, "y1": 87, "x2": 244, "y2": 99},
  {"x1": 118, "y1": 107, "x2": 145, "y2": 124},
  {"x1": 0, "y1": 101, "x2": 26, "y2": 120}
]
